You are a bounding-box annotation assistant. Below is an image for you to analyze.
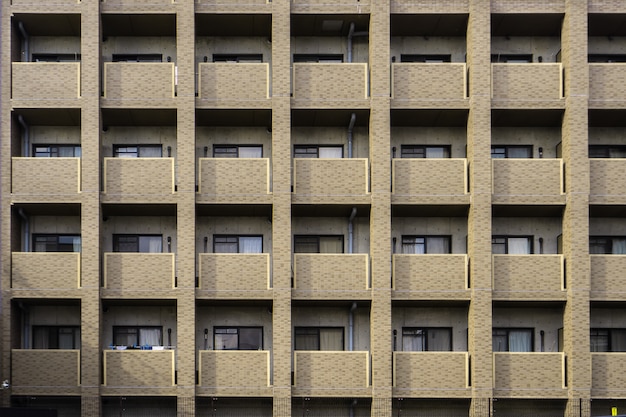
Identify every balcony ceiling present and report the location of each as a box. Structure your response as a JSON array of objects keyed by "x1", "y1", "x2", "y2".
[
  {"x1": 492, "y1": 109, "x2": 563, "y2": 127},
  {"x1": 492, "y1": 205, "x2": 564, "y2": 217},
  {"x1": 13, "y1": 108, "x2": 81, "y2": 126},
  {"x1": 391, "y1": 109, "x2": 468, "y2": 127},
  {"x1": 196, "y1": 204, "x2": 272, "y2": 217},
  {"x1": 13, "y1": 13, "x2": 81, "y2": 36},
  {"x1": 102, "y1": 204, "x2": 176, "y2": 217},
  {"x1": 195, "y1": 14, "x2": 271, "y2": 37},
  {"x1": 589, "y1": 109, "x2": 626, "y2": 127},
  {"x1": 102, "y1": 109, "x2": 177, "y2": 127},
  {"x1": 292, "y1": 204, "x2": 370, "y2": 218},
  {"x1": 589, "y1": 14, "x2": 626, "y2": 36},
  {"x1": 102, "y1": 14, "x2": 176, "y2": 37},
  {"x1": 392, "y1": 205, "x2": 468, "y2": 217},
  {"x1": 12, "y1": 203, "x2": 80, "y2": 216},
  {"x1": 590, "y1": 205, "x2": 626, "y2": 218},
  {"x1": 196, "y1": 109, "x2": 271, "y2": 127},
  {"x1": 492, "y1": 14, "x2": 563, "y2": 36},
  {"x1": 291, "y1": 109, "x2": 369, "y2": 127},
  {"x1": 391, "y1": 14, "x2": 468, "y2": 37},
  {"x1": 291, "y1": 14, "x2": 369, "y2": 36}
]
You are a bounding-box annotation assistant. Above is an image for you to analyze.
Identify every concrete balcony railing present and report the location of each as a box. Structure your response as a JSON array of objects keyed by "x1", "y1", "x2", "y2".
[
  {"x1": 592, "y1": 353, "x2": 626, "y2": 398},
  {"x1": 197, "y1": 158, "x2": 271, "y2": 203},
  {"x1": 493, "y1": 255, "x2": 565, "y2": 300},
  {"x1": 591, "y1": 255, "x2": 626, "y2": 300},
  {"x1": 12, "y1": 157, "x2": 80, "y2": 198},
  {"x1": 11, "y1": 0, "x2": 81, "y2": 5},
  {"x1": 198, "y1": 63, "x2": 270, "y2": 105},
  {"x1": 393, "y1": 352, "x2": 470, "y2": 397},
  {"x1": 12, "y1": 62, "x2": 80, "y2": 102},
  {"x1": 492, "y1": 159, "x2": 565, "y2": 204},
  {"x1": 198, "y1": 253, "x2": 271, "y2": 298},
  {"x1": 12, "y1": 252, "x2": 80, "y2": 290},
  {"x1": 11, "y1": 349, "x2": 80, "y2": 395},
  {"x1": 103, "y1": 350, "x2": 175, "y2": 388},
  {"x1": 293, "y1": 254, "x2": 369, "y2": 299},
  {"x1": 392, "y1": 158, "x2": 469, "y2": 205},
  {"x1": 293, "y1": 351, "x2": 370, "y2": 397},
  {"x1": 103, "y1": 62, "x2": 175, "y2": 101},
  {"x1": 195, "y1": 0, "x2": 272, "y2": 12},
  {"x1": 198, "y1": 350, "x2": 271, "y2": 396},
  {"x1": 590, "y1": 159, "x2": 626, "y2": 204},
  {"x1": 491, "y1": 63, "x2": 563, "y2": 105},
  {"x1": 391, "y1": 0, "x2": 468, "y2": 13},
  {"x1": 589, "y1": 64, "x2": 626, "y2": 107},
  {"x1": 391, "y1": 63, "x2": 467, "y2": 106},
  {"x1": 103, "y1": 253, "x2": 175, "y2": 292},
  {"x1": 392, "y1": 255, "x2": 469, "y2": 300},
  {"x1": 103, "y1": 157, "x2": 175, "y2": 201},
  {"x1": 292, "y1": 158, "x2": 369, "y2": 203},
  {"x1": 292, "y1": 63, "x2": 369, "y2": 105},
  {"x1": 493, "y1": 353, "x2": 567, "y2": 398}
]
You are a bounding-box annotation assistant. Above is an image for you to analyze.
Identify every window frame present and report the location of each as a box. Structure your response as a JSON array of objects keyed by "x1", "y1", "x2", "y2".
[
  {"x1": 213, "y1": 326, "x2": 264, "y2": 350},
  {"x1": 589, "y1": 145, "x2": 626, "y2": 158},
  {"x1": 588, "y1": 54, "x2": 626, "y2": 63},
  {"x1": 32, "y1": 234, "x2": 81, "y2": 252},
  {"x1": 213, "y1": 235, "x2": 263, "y2": 253},
  {"x1": 212, "y1": 54, "x2": 263, "y2": 63},
  {"x1": 491, "y1": 54, "x2": 533, "y2": 63},
  {"x1": 491, "y1": 235, "x2": 534, "y2": 254},
  {"x1": 400, "y1": 54, "x2": 452, "y2": 63},
  {"x1": 294, "y1": 326, "x2": 345, "y2": 351},
  {"x1": 401, "y1": 235, "x2": 452, "y2": 254},
  {"x1": 589, "y1": 236, "x2": 626, "y2": 254},
  {"x1": 32, "y1": 53, "x2": 81, "y2": 62},
  {"x1": 492, "y1": 327, "x2": 534, "y2": 352},
  {"x1": 401, "y1": 327, "x2": 453, "y2": 352},
  {"x1": 32, "y1": 325, "x2": 81, "y2": 349},
  {"x1": 293, "y1": 54, "x2": 344, "y2": 63},
  {"x1": 400, "y1": 145, "x2": 451, "y2": 158},
  {"x1": 112, "y1": 325, "x2": 163, "y2": 347},
  {"x1": 112, "y1": 54, "x2": 163, "y2": 62},
  {"x1": 590, "y1": 328, "x2": 626, "y2": 352},
  {"x1": 293, "y1": 145, "x2": 344, "y2": 158},
  {"x1": 112, "y1": 234, "x2": 163, "y2": 253},
  {"x1": 491, "y1": 145, "x2": 533, "y2": 158},
  {"x1": 113, "y1": 144, "x2": 163, "y2": 158},
  {"x1": 32, "y1": 144, "x2": 81, "y2": 158},
  {"x1": 293, "y1": 235, "x2": 345, "y2": 254},
  {"x1": 213, "y1": 145, "x2": 263, "y2": 158}
]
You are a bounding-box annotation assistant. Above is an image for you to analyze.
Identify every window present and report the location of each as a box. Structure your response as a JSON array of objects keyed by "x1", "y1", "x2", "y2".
[
  {"x1": 293, "y1": 54, "x2": 343, "y2": 63},
  {"x1": 401, "y1": 236, "x2": 451, "y2": 254},
  {"x1": 214, "y1": 327, "x2": 263, "y2": 350},
  {"x1": 588, "y1": 54, "x2": 626, "y2": 63},
  {"x1": 113, "y1": 235, "x2": 163, "y2": 253},
  {"x1": 294, "y1": 327, "x2": 344, "y2": 350},
  {"x1": 589, "y1": 145, "x2": 626, "y2": 158},
  {"x1": 491, "y1": 54, "x2": 533, "y2": 63},
  {"x1": 33, "y1": 234, "x2": 81, "y2": 252},
  {"x1": 33, "y1": 144, "x2": 81, "y2": 157},
  {"x1": 32, "y1": 53, "x2": 81, "y2": 62},
  {"x1": 294, "y1": 235, "x2": 344, "y2": 253},
  {"x1": 402, "y1": 327, "x2": 452, "y2": 351},
  {"x1": 112, "y1": 54, "x2": 163, "y2": 62},
  {"x1": 492, "y1": 328, "x2": 533, "y2": 352},
  {"x1": 113, "y1": 145, "x2": 162, "y2": 158},
  {"x1": 213, "y1": 145, "x2": 263, "y2": 158},
  {"x1": 213, "y1": 54, "x2": 263, "y2": 63},
  {"x1": 591, "y1": 329, "x2": 626, "y2": 352},
  {"x1": 400, "y1": 54, "x2": 452, "y2": 63},
  {"x1": 400, "y1": 145, "x2": 450, "y2": 158},
  {"x1": 492, "y1": 236, "x2": 533, "y2": 254},
  {"x1": 113, "y1": 326, "x2": 163, "y2": 347},
  {"x1": 213, "y1": 235, "x2": 263, "y2": 253},
  {"x1": 491, "y1": 145, "x2": 532, "y2": 158},
  {"x1": 589, "y1": 237, "x2": 626, "y2": 254},
  {"x1": 293, "y1": 145, "x2": 343, "y2": 158},
  {"x1": 33, "y1": 326, "x2": 80, "y2": 349}
]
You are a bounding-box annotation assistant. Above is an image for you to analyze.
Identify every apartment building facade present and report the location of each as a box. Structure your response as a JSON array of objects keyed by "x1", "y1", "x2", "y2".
[{"x1": 2, "y1": 0, "x2": 626, "y2": 416}]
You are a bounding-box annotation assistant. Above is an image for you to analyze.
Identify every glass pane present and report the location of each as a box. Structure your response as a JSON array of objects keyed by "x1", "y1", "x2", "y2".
[
  {"x1": 294, "y1": 147, "x2": 318, "y2": 158},
  {"x1": 33, "y1": 328, "x2": 50, "y2": 349},
  {"x1": 425, "y1": 147, "x2": 449, "y2": 158},
  {"x1": 215, "y1": 236, "x2": 238, "y2": 253},
  {"x1": 318, "y1": 147, "x2": 343, "y2": 158},
  {"x1": 238, "y1": 146, "x2": 262, "y2": 158},
  {"x1": 402, "y1": 237, "x2": 425, "y2": 254},
  {"x1": 139, "y1": 328, "x2": 162, "y2": 346},
  {"x1": 427, "y1": 328, "x2": 452, "y2": 351},
  {"x1": 239, "y1": 237, "x2": 262, "y2": 253},
  {"x1": 114, "y1": 328, "x2": 138, "y2": 346},
  {"x1": 58, "y1": 328, "x2": 75, "y2": 349},
  {"x1": 508, "y1": 238, "x2": 531, "y2": 254},
  {"x1": 509, "y1": 330, "x2": 532, "y2": 352},
  {"x1": 115, "y1": 146, "x2": 138, "y2": 158},
  {"x1": 402, "y1": 329, "x2": 425, "y2": 352},
  {"x1": 319, "y1": 328, "x2": 343, "y2": 350},
  {"x1": 294, "y1": 237, "x2": 318, "y2": 253},
  {"x1": 295, "y1": 328, "x2": 319, "y2": 350},
  {"x1": 139, "y1": 236, "x2": 162, "y2": 253},
  {"x1": 508, "y1": 147, "x2": 532, "y2": 158},
  {"x1": 115, "y1": 236, "x2": 139, "y2": 252},
  {"x1": 612, "y1": 329, "x2": 626, "y2": 352},
  {"x1": 612, "y1": 238, "x2": 626, "y2": 254},
  {"x1": 427, "y1": 237, "x2": 450, "y2": 254},
  {"x1": 319, "y1": 236, "x2": 343, "y2": 253},
  {"x1": 590, "y1": 330, "x2": 609, "y2": 352},
  {"x1": 491, "y1": 148, "x2": 506, "y2": 158},
  {"x1": 590, "y1": 238, "x2": 609, "y2": 254},
  {"x1": 609, "y1": 147, "x2": 626, "y2": 158},
  {"x1": 492, "y1": 329, "x2": 508, "y2": 352},
  {"x1": 139, "y1": 146, "x2": 162, "y2": 157},
  {"x1": 239, "y1": 328, "x2": 262, "y2": 350}
]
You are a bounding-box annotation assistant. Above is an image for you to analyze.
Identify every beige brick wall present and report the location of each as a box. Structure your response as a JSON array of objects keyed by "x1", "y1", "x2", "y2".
[
  {"x1": 490, "y1": 0, "x2": 565, "y2": 13},
  {"x1": 591, "y1": 353, "x2": 626, "y2": 398},
  {"x1": 12, "y1": 157, "x2": 80, "y2": 196},
  {"x1": 103, "y1": 62, "x2": 174, "y2": 100},
  {"x1": 293, "y1": 254, "x2": 369, "y2": 299},
  {"x1": 198, "y1": 63, "x2": 269, "y2": 104},
  {"x1": 293, "y1": 351, "x2": 371, "y2": 397},
  {"x1": 103, "y1": 350, "x2": 174, "y2": 387},
  {"x1": 11, "y1": 349, "x2": 80, "y2": 395},
  {"x1": 393, "y1": 352, "x2": 470, "y2": 397},
  {"x1": 198, "y1": 350, "x2": 271, "y2": 396},
  {"x1": 492, "y1": 255, "x2": 565, "y2": 300},
  {"x1": 590, "y1": 159, "x2": 626, "y2": 203},
  {"x1": 491, "y1": 63, "x2": 563, "y2": 103},
  {"x1": 11, "y1": 63, "x2": 80, "y2": 101},
  {"x1": 290, "y1": 0, "x2": 371, "y2": 14},
  {"x1": 392, "y1": 159, "x2": 468, "y2": 204},
  {"x1": 589, "y1": 64, "x2": 626, "y2": 106},
  {"x1": 292, "y1": 63, "x2": 368, "y2": 102},
  {"x1": 293, "y1": 158, "x2": 369, "y2": 203},
  {"x1": 197, "y1": 158, "x2": 271, "y2": 203},
  {"x1": 390, "y1": 0, "x2": 468, "y2": 13},
  {"x1": 198, "y1": 253, "x2": 271, "y2": 297},
  {"x1": 392, "y1": 254, "x2": 469, "y2": 300},
  {"x1": 492, "y1": 159, "x2": 565, "y2": 204},
  {"x1": 103, "y1": 253, "x2": 175, "y2": 291},
  {"x1": 590, "y1": 256, "x2": 626, "y2": 300},
  {"x1": 12, "y1": 252, "x2": 80, "y2": 290},
  {"x1": 103, "y1": 157, "x2": 175, "y2": 198},
  {"x1": 391, "y1": 63, "x2": 467, "y2": 104},
  {"x1": 493, "y1": 353, "x2": 567, "y2": 398}
]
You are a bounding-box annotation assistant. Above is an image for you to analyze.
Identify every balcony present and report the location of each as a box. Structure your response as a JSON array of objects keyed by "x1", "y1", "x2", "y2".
[
  {"x1": 493, "y1": 255, "x2": 565, "y2": 300},
  {"x1": 101, "y1": 0, "x2": 176, "y2": 9},
  {"x1": 291, "y1": 0, "x2": 370, "y2": 13},
  {"x1": 103, "y1": 63, "x2": 175, "y2": 104},
  {"x1": 590, "y1": 159, "x2": 626, "y2": 204},
  {"x1": 591, "y1": 255, "x2": 626, "y2": 300},
  {"x1": 198, "y1": 63, "x2": 270, "y2": 107},
  {"x1": 103, "y1": 253, "x2": 175, "y2": 295},
  {"x1": 491, "y1": 63, "x2": 563, "y2": 107},
  {"x1": 391, "y1": 63, "x2": 467, "y2": 108},
  {"x1": 292, "y1": 159, "x2": 369, "y2": 204},
  {"x1": 11, "y1": 157, "x2": 80, "y2": 200},
  {"x1": 12, "y1": 252, "x2": 80, "y2": 291},
  {"x1": 592, "y1": 353, "x2": 626, "y2": 398},
  {"x1": 393, "y1": 352, "x2": 470, "y2": 398},
  {"x1": 391, "y1": 0, "x2": 468, "y2": 13},
  {"x1": 197, "y1": 158, "x2": 271, "y2": 204},
  {"x1": 195, "y1": 0, "x2": 272, "y2": 13},
  {"x1": 589, "y1": 64, "x2": 626, "y2": 107},
  {"x1": 493, "y1": 353, "x2": 567, "y2": 398},
  {"x1": 12, "y1": 63, "x2": 80, "y2": 105},
  {"x1": 103, "y1": 350, "x2": 175, "y2": 393},
  {"x1": 392, "y1": 255, "x2": 469, "y2": 300},
  {"x1": 293, "y1": 254, "x2": 369, "y2": 299},
  {"x1": 11, "y1": 349, "x2": 80, "y2": 396},
  {"x1": 293, "y1": 351, "x2": 370, "y2": 397},
  {"x1": 198, "y1": 350, "x2": 271, "y2": 396},
  {"x1": 198, "y1": 253, "x2": 271, "y2": 298},
  {"x1": 391, "y1": 159, "x2": 469, "y2": 205},
  {"x1": 292, "y1": 63, "x2": 369, "y2": 107},
  {"x1": 492, "y1": 159, "x2": 565, "y2": 204},
  {"x1": 103, "y1": 158, "x2": 175, "y2": 203}
]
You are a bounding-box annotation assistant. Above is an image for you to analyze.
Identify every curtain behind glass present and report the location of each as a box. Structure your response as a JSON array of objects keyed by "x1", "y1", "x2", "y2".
[
  {"x1": 508, "y1": 147, "x2": 531, "y2": 158},
  {"x1": 402, "y1": 330, "x2": 425, "y2": 351},
  {"x1": 402, "y1": 238, "x2": 425, "y2": 254},
  {"x1": 613, "y1": 238, "x2": 626, "y2": 254},
  {"x1": 240, "y1": 237, "x2": 262, "y2": 253},
  {"x1": 319, "y1": 328, "x2": 343, "y2": 350},
  {"x1": 140, "y1": 328, "x2": 162, "y2": 346},
  {"x1": 427, "y1": 328, "x2": 451, "y2": 351},
  {"x1": 590, "y1": 330, "x2": 609, "y2": 352},
  {"x1": 611, "y1": 329, "x2": 626, "y2": 352},
  {"x1": 508, "y1": 238, "x2": 531, "y2": 254},
  {"x1": 295, "y1": 331, "x2": 319, "y2": 350},
  {"x1": 139, "y1": 146, "x2": 162, "y2": 157},
  {"x1": 33, "y1": 328, "x2": 49, "y2": 349},
  {"x1": 318, "y1": 147, "x2": 343, "y2": 158},
  {"x1": 427, "y1": 237, "x2": 450, "y2": 254},
  {"x1": 140, "y1": 236, "x2": 162, "y2": 253},
  {"x1": 320, "y1": 236, "x2": 343, "y2": 253},
  {"x1": 508, "y1": 330, "x2": 532, "y2": 352},
  {"x1": 425, "y1": 147, "x2": 448, "y2": 158},
  {"x1": 238, "y1": 147, "x2": 262, "y2": 158}
]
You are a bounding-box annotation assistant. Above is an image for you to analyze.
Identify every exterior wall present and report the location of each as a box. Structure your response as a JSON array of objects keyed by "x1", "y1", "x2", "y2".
[
  {"x1": 12, "y1": 252, "x2": 80, "y2": 290},
  {"x1": 392, "y1": 159, "x2": 469, "y2": 204},
  {"x1": 392, "y1": 255, "x2": 469, "y2": 299},
  {"x1": 492, "y1": 216, "x2": 563, "y2": 254},
  {"x1": 592, "y1": 353, "x2": 626, "y2": 398},
  {"x1": 12, "y1": 157, "x2": 81, "y2": 196},
  {"x1": 493, "y1": 255, "x2": 565, "y2": 300},
  {"x1": 589, "y1": 160, "x2": 626, "y2": 203},
  {"x1": 292, "y1": 158, "x2": 369, "y2": 202},
  {"x1": 198, "y1": 63, "x2": 270, "y2": 104},
  {"x1": 492, "y1": 158, "x2": 565, "y2": 204},
  {"x1": 491, "y1": 63, "x2": 564, "y2": 103},
  {"x1": 103, "y1": 253, "x2": 175, "y2": 292},
  {"x1": 11, "y1": 349, "x2": 80, "y2": 395},
  {"x1": 103, "y1": 350, "x2": 175, "y2": 388},
  {"x1": 103, "y1": 157, "x2": 175, "y2": 199},
  {"x1": 103, "y1": 63, "x2": 175, "y2": 100},
  {"x1": 590, "y1": 256, "x2": 626, "y2": 300},
  {"x1": 589, "y1": 64, "x2": 626, "y2": 105},
  {"x1": 391, "y1": 63, "x2": 467, "y2": 105},
  {"x1": 590, "y1": 217, "x2": 626, "y2": 236},
  {"x1": 393, "y1": 352, "x2": 470, "y2": 397},
  {"x1": 197, "y1": 158, "x2": 271, "y2": 202},
  {"x1": 292, "y1": 63, "x2": 369, "y2": 103},
  {"x1": 493, "y1": 353, "x2": 567, "y2": 398},
  {"x1": 198, "y1": 253, "x2": 271, "y2": 297},
  {"x1": 293, "y1": 253, "x2": 370, "y2": 298},
  {"x1": 198, "y1": 350, "x2": 271, "y2": 396}
]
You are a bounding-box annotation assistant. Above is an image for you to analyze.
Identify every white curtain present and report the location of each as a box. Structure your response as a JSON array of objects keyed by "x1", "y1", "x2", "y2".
[
  {"x1": 72, "y1": 236, "x2": 81, "y2": 252},
  {"x1": 508, "y1": 330, "x2": 532, "y2": 352},
  {"x1": 425, "y1": 147, "x2": 448, "y2": 158},
  {"x1": 238, "y1": 147, "x2": 262, "y2": 158},
  {"x1": 428, "y1": 237, "x2": 450, "y2": 254},
  {"x1": 295, "y1": 332, "x2": 319, "y2": 350},
  {"x1": 508, "y1": 237, "x2": 531, "y2": 254},
  {"x1": 402, "y1": 238, "x2": 425, "y2": 254},
  {"x1": 140, "y1": 236, "x2": 162, "y2": 253},
  {"x1": 319, "y1": 236, "x2": 343, "y2": 253},
  {"x1": 319, "y1": 328, "x2": 343, "y2": 350},
  {"x1": 240, "y1": 237, "x2": 262, "y2": 253},
  {"x1": 613, "y1": 238, "x2": 626, "y2": 254},
  {"x1": 140, "y1": 328, "x2": 162, "y2": 346},
  {"x1": 610, "y1": 148, "x2": 626, "y2": 158},
  {"x1": 318, "y1": 147, "x2": 343, "y2": 158},
  {"x1": 402, "y1": 330, "x2": 425, "y2": 351},
  {"x1": 140, "y1": 146, "x2": 162, "y2": 157}
]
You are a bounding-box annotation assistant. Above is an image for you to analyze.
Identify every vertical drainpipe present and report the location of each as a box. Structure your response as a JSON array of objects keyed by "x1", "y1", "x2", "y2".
[
  {"x1": 349, "y1": 302, "x2": 357, "y2": 351},
  {"x1": 18, "y1": 208, "x2": 29, "y2": 252},
  {"x1": 347, "y1": 113, "x2": 356, "y2": 159},
  {"x1": 18, "y1": 115, "x2": 29, "y2": 157},
  {"x1": 18, "y1": 22, "x2": 29, "y2": 62},
  {"x1": 348, "y1": 207, "x2": 357, "y2": 254},
  {"x1": 347, "y1": 23, "x2": 355, "y2": 63}
]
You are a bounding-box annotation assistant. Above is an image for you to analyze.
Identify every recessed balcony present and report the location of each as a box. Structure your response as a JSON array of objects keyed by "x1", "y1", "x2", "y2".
[
  {"x1": 393, "y1": 352, "x2": 470, "y2": 398},
  {"x1": 12, "y1": 157, "x2": 81, "y2": 200},
  {"x1": 198, "y1": 63, "x2": 270, "y2": 107},
  {"x1": 198, "y1": 253, "x2": 271, "y2": 298},
  {"x1": 492, "y1": 159, "x2": 565, "y2": 204},
  {"x1": 11, "y1": 349, "x2": 80, "y2": 396},
  {"x1": 392, "y1": 254, "x2": 469, "y2": 300},
  {"x1": 197, "y1": 158, "x2": 271, "y2": 204},
  {"x1": 492, "y1": 255, "x2": 565, "y2": 300},
  {"x1": 198, "y1": 350, "x2": 271, "y2": 396},
  {"x1": 12, "y1": 252, "x2": 80, "y2": 291},
  {"x1": 293, "y1": 254, "x2": 370, "y2": 299},
  {"x1": 491, "y1": 63, "x2": 563, "y2": 107},
  {"x1": 12, "y1": 63, "x2": 80, "y2": 104},
  {"x1": 292, "y1": 158, "x2": 369, "y2": 204},
  {"x1": 493, "y1": 353, "x2": 567, "y2": 398},
  {"x1": 391, "y1": 63, "x2": 467, "y2": 107}
]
